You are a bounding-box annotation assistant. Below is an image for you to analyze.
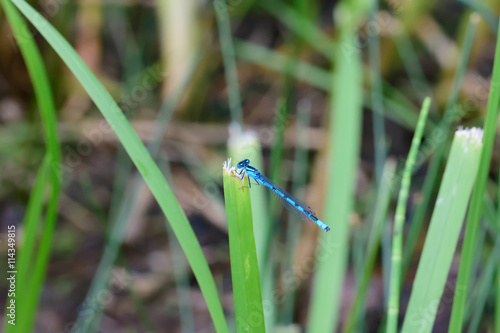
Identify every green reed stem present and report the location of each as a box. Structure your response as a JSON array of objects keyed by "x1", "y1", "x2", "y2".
[{"x1": 386, "y1": 97, "x2": 431, "y2": 333}]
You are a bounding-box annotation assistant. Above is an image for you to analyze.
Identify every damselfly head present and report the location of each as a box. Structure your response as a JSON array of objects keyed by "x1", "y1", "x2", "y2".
[{"x1": 236, "y1": 159, "x2": 250, "y2": 169}]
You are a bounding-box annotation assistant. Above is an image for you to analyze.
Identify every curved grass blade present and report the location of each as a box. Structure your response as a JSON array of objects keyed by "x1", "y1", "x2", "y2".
[
  {"x1": 8, "y1": 1, "x2": 229, "y2": 331},
  {"x1": 1, "y1": 1, "x2": 61, "y2": 331}
]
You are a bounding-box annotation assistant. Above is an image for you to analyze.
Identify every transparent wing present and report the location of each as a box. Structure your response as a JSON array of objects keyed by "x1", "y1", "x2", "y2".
[
  {"x1": 271, "y1": 191, "x2": 310, "y2": 220},
  {"x1": 256, "y1": 174, "x2": 317, "y2": 220}
]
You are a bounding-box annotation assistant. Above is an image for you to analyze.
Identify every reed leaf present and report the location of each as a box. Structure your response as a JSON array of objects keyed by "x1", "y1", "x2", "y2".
[
  {"x1": 402, "y1": 128, "x2": 483, "y2": 333},
  {"x1": 223, "y1": 159, "x2": 265, "y2": 333}
]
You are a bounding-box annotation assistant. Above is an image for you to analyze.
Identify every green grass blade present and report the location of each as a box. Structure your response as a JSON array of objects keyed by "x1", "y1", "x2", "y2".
[
  {"x1": 223, "y1": 159, "x2": 265, "y2": 333},
  {"x1": 18, "y1": 172, "x2": 60, "y2": 333},
  {"x1": 448, "y1": 21, "x2": 500, "y2": 332},
  {"x1": 5, "y1": 156, "x2": 50, "y2": 333},
  {"x1": 1, "y1": 1, "x2": 61, "y2": 331},
  {"x1": 306, "y1": 6, "x2": 364, "y2": 332},
  {"x1": 8, "y1": 1, "x2": 229, "y2": 332},
  {"x1": 1, "y1": 3, "x2": 60, "y2": 161},
  {"x1": 214, "y1": 0, "x2": 243, "y2": 126},
  {"x1": 228, "y1": 132, "x2": 270, "y2": 269},
  {"x1": 401, "y1": 128, "x2": 483, "y2": 333},
  {"x1": 387, "y1": 97, "x2": 431, "y2": 333},
  {"x1": 228, "y1": 130, "x2": 273, "y2": 331}
]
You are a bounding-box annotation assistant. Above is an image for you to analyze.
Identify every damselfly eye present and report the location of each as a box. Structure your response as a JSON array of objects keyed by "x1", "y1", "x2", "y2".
[{"x1": 237, "y1": 159, "x2": 250, "y2": 168}]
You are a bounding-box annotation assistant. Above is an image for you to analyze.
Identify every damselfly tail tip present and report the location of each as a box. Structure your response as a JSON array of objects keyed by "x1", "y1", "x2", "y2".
[{"x1": 325, "y1": 226, "x2": 331, "y2": 232}]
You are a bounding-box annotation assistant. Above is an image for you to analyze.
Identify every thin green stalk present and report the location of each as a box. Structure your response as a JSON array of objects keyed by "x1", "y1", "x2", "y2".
[
  {"x1": 223, "y1": 159, "x2": 265, "y2": 333},
  {"x1": 386, "y1": 97, "x2": 431, "y2": 333},
  {"x1": 401, "y1": 128, "x2": 483, "y2": 333},
  {"x1": 8, "y1": 2, "x2": 228, "y2": 332},
  {"x1": 214, "y1": 0, "x2": 243, "y2": 126},
  {"x1": 343, "y1": 160, "x2": 396, "y2": 333},
  {"x1": 2, "y1": 1, "x2": 61, "y2": 332},
  {"x1": 448, "y1": 21, "x2": 500, "y2": 332},
  {"x1": 307, "y1": 4, "x2": 364, "y2": 331}
]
